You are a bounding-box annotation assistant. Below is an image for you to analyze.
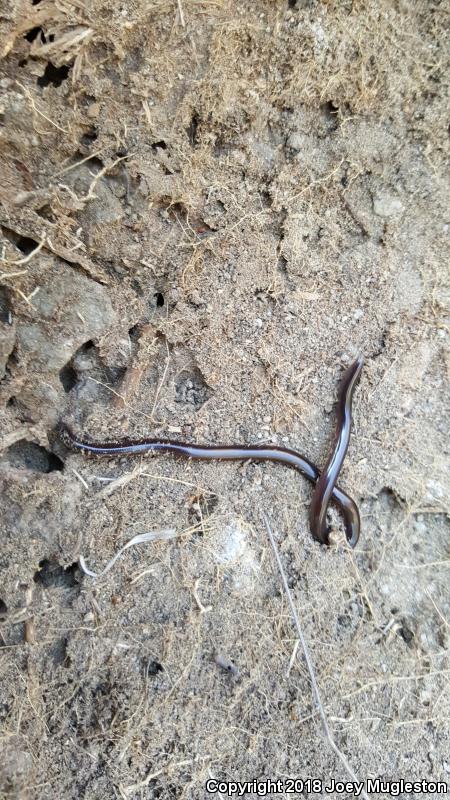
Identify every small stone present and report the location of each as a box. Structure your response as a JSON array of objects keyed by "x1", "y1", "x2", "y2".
[
  {"x1": 87, "y1": 103, "x2": 100, "y2": 119},
  {"x1": 15, "y1": 266, "x2": 116, "y2": 377},
  {"x1": 413, "y1": 518, "x2": 427, "y2": 534},
  {"x1": 373, "y1": 192, "x2": 404, "y2": 217},
  {"x1": 425, "y1": 480, "x2": 444, "y2": 502}
]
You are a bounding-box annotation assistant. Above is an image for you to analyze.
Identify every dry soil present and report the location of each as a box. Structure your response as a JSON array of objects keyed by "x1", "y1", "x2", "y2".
[{"x1": 0, "y1": 1, "x2": 449, "y2": 799}]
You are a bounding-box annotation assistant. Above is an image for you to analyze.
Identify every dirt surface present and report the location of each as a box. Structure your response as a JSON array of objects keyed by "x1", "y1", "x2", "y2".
[{"x1": 0, "y1": 1, "x2": 449, "y2": 798}]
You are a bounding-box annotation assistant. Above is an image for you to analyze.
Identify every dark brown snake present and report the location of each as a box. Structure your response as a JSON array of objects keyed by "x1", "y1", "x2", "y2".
[{"x1": 61, "y1": 357, "x2": 363, "y2": 547}]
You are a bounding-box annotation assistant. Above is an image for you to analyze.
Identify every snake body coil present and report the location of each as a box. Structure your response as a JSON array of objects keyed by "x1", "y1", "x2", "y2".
[{"x1": 61, "y1": 358, "x2": 363, "y2": 547}]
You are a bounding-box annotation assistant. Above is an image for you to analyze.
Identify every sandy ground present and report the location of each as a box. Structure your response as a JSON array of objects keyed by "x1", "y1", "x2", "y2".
[{"x1": 0, "y1": 1, "x2": 449, "y2": 798}]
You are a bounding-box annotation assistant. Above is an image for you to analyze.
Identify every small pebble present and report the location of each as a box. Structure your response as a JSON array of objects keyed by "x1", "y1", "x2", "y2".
[{"x1": 373, "y1": 192, "x2": 404, "y2": 217}]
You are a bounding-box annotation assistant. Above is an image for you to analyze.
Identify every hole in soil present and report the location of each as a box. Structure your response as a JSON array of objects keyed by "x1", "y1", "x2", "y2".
[
  {"x1": 36, "y1": 204, "x2": 55, "y2": 222},
  {"x1": 59, "y1": 363, "x2": 78, "y2": 393},
  {"x1": 147, "y1": 660, "x2": 163, "y2": 675},
  {"x1": 155, "y1": 292, "x2": 164, "y2": 307},
  {"x1": 37, "y1": 62, "x2": 70, "y2": 88},
  {"x1": 59, "y1": 340, "x2": 95, "y2": 393},
  {"x1": 24, "y1": 26, "x2": 45, "y2": 43},
  {"x1": 15, "y1": 235, "x2": 39, "y2": 255},
  {"x1": 399, "y1": 620, "x2": 415, "y2": 645},
  {"x1": 34, "y1": 559, "x2": 78, "y2": 589},
  {"x1": 378, "y1": 486, "x2": 402, "y2": 511},
  {"x1": 86, "y1": 156, "x2": 104, "y2": 172},
  {"x1": 4, "y1": 440, "x2": 64, "y2": 473},
  {"x1": 168, "y1": 201, "x2": 186, "y2": 218},
  {"x1": 187, "y1": 111, "x2": 199, "y2": 146},
  {"x1": 322, "y1": 100, "x2": 339, "y2": 130},
  {"x1": 0, "y1": 599, "x2": 7, "y2": 618},
  {"x1": 2, "y1": 347, "x2": 19, "y2": 382},
  {"x1": 0, "y1": 287, "x2": 11, "y2": 324},
  {"x1": 288, "y1": 0, "x2": 298, "y2": 7},
  {"x1": 277, "y1": 254, "x2": 288, "y2": 273},
  {"x1": 259, "y1": 190, "x2": 272, "y2": 208},
  {"x1": 47, "y1": 452, "x2": 64, "y2": 471},
  {"x1": 128, "y1": 323, "x2": 140, "y2": 342},
  {"x1": 151, "y1": 140, "x2": 167, "y2": 151},
  {"x1": 323, "y1": 100, "x2": 339, "y2": 116},
  {"x1": 80, "y1": 128, "x2": 98, "y2": 147}
]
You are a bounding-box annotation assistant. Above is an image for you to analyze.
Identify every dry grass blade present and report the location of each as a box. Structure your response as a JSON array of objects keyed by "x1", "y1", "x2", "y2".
[
  {"x1": 16, "y1": 81, "x2": 69, "y2": 134},
  {"x1": 262, "y1": 513, "x2": 370, "y2": 800},
  {"x1": 83, "y1": 155, "x2": 130, "y2": 203},
  {"x1": 176, "y1": 0, "x2": 185, "y2": 27},
  {"x1": 53, "y1": 149, "x2": 105, "y2": 177},
  {"x1": 79, "y1": 528, "x2": 177, "y2": 578}
]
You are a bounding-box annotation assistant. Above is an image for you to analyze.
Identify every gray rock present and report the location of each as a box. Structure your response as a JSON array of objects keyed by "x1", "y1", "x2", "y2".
[
  {"x1": 16, "y1": 267, "x2": 116, "y2": 370},
  {"x1": 373, "y1": 191, "x2": 404, "y2": 217}
]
